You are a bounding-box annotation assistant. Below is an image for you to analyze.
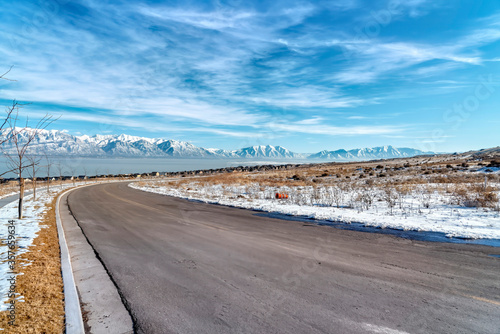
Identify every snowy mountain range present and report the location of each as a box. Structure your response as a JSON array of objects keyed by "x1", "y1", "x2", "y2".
[
  {"x1": 308, "y1": 146, "x2": 426, "y2": 160},
  {"x1": 0, "y1": 128, "x2": 431, "y2": 160}
]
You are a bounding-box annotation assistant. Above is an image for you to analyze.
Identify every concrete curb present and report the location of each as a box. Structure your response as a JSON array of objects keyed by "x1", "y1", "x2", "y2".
[
  {"x1": 60, "y1": 183, "x2": 135, "y2": 334},
  {"x1": 56, "y1": 187, "x2": 86, "y2": 334}
]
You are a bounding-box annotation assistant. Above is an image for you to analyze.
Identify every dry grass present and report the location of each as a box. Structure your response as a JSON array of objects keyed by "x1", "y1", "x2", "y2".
[
  {"x1": 150, "y1": 159, "x2": 499, "y2": 187},
  {"x1": 0, "y1": 181, "x2": 18, "y2": 197},
  {"x1": 447, "y1": 184, "x2": 499, "y2": 208},
  {"x1": 0, "y1": 196, "x2": 64, "y2": 333},
  {"x1": 142, "y1": 154, "x2": 500, "y2": 211}
]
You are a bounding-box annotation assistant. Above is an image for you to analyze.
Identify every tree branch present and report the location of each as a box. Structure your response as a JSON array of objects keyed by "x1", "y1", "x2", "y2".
[{"x1": 0, "y1": 65, "x2": 16, "y2": 82}]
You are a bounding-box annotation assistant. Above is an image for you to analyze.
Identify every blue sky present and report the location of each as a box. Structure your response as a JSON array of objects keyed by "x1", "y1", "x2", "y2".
[{"x1": 1, "y1": 0, "x2": 499, "y2": 153}]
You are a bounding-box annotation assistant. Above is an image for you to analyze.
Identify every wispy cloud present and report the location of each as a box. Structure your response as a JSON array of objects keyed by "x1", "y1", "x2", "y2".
[
  {"x1": 272, "y1": 123, "x2": 406, "y2": 136},
  {"x1": 397, "y1": 0, "x2": 439, "y2": 17},
  {"x1": 0, "y1": 0, "x2": 499, "y2": 152},
  {"x1": 329, "y1": 39, "x2": 485, "y2": 84},
  {"x1": 295, "y1": 116, "x2": 324, "y2": 125},
  {"x1": 247, "y1": 86, "x2": 375, "y2": 109}
]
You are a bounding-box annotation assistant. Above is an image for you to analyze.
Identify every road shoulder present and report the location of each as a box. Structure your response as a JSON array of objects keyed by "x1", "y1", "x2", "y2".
[{"x1": 60, "y1": 189, "x2": 134, "y2": 334}]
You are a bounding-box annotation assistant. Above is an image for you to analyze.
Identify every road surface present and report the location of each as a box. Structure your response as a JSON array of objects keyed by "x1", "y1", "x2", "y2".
[
  {"x1": 67, "y1": 182, "x2": 500, "y2": 334},
  {"x1": 0, "y1": 191, "x2": 33, "y2": 208}
]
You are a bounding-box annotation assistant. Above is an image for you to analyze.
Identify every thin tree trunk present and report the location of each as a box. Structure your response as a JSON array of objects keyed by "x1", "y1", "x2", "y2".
[
  {"x1": 18, "y1": 178, "x2": 24, "y2": 219},
  {"x1": 33, "y1": 177, "x2": 37, "y2": 201}
]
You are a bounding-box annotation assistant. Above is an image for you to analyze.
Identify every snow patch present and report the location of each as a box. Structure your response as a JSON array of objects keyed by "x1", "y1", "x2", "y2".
[
  {"x1": 130, "y1": 182, "x2": 500, "y2": 240},
  {"x1": 0, "y1": 181, "x2": 102, "y2": 311}
]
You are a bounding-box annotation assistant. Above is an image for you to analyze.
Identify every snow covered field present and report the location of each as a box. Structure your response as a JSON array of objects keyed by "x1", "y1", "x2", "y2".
[
  {"x1": 0, "y1": 190, "x2": 57, "y2": 311},
  {"x1": 131, "y1": 179, "x2": 500, "y2": 240},
  {"x1": 0, "y1": 181, "x2": 100, "y2": 312}
]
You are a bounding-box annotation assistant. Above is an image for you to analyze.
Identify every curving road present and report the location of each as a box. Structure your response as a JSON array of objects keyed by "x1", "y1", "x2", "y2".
[{"x1": 67, "y1": 182, "x2": 500, "y2": 334}]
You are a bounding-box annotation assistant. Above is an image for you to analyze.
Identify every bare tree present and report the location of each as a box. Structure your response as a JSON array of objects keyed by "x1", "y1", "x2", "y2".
[
  {"x1": 0, "y1": 67, "x2": 16, "y2": 142},
  {"x1": 83, "y1": 166, "x2": 88, "y2": 184},
  {"x1": 0, "y1": 101, "x2": 19, "y2": 150},
  {"x1": 2, "y1": 104, "x2": 55, "y2": 219},
  {"x1": 27, "y1": 155, "x2": 41, "y2": 201},
  {"x1": 69, "y1": 166, "x2": 76, "y2": 186},
  {"x1": 56, "y1": 163, "x2": 64, "y2": 189},
  {"x1": 0, "y1": 66, "x2": 15, "y2": 82},
  {"x1": 44, "y1": 153, "x2": 53, "y2": 193},
  {"x1": 0, "y1": 69, "x2": 21, "y2": 178}
]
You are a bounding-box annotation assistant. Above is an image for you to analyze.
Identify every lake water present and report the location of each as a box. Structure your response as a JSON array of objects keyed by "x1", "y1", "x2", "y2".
[{"x1": 0, "y1": 156, "x2": 308, "y2": 178}]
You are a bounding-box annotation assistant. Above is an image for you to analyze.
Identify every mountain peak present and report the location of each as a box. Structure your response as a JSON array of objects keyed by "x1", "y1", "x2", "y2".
[
  {"x1": 309, "y1": 146, "x2": 428, "y2": 160},
  {"x1": 0, "y1": 128, "x2": 431, "y2": 161}
]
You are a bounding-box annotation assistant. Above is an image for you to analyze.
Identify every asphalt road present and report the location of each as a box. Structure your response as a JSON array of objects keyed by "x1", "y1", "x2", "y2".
[
  {"x1": 0, "y1": 191, "x2": 33, "y2": 208},
  {"x1": 67, "y1": 182, "x2": 500, "y2": 334}
]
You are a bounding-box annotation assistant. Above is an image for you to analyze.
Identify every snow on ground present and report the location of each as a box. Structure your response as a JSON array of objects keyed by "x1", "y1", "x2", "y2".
[
  {"x1": 131, "y1": 182, "x2": 500, "y2": 240},
  {"x1": 476, "y1": 167, "x2": 500, "y2": 174},
  {"x1": 0, "y1": 181, "x2": 99, "y2": 311},
  {"x1": 0, "y1": 190, "x2": 55, "y2": 311}
]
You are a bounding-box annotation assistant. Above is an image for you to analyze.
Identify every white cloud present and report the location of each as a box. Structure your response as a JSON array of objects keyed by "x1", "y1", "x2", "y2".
[
  {"x1": 271, "y1": 123, "x2": 405, "y2": 136},
  {"x1": 330, "y1": 27, "x2": 500, "y2": 84},
  {"x1": 137, "y1": 6, "x2": 258, "y2": 31},
  {"x1": 1, "y1": 0, "x2": 499, "y2": 148},
  {"x1": 295, "y1": 116, "x2": 324, "y2": 125},
  {"x1": 247, "y1": 86, "x2": 374, "y2": 109}
]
